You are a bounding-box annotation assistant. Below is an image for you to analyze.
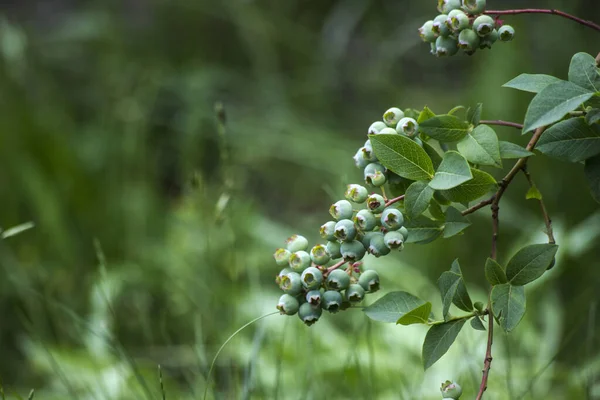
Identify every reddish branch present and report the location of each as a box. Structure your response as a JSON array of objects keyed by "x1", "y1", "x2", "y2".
[
  {"x1": 385, "y1": 195, "x2": 405, "y2": 207},
  {"x1": 479, "y1": 120, "x2": 524, "y2": 130},
  {"x1": 484, "y1": 9, "x2": 600, "y2": 32}
]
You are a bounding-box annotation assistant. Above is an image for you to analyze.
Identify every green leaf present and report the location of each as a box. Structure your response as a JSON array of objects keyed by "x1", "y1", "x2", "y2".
[
  {"x1": 405, "y1": 215, "x2": 443, "y2": 244},
  {"x1": 499, "y1": 141, "x2": 534, "y2": 159},
  {"x1": 441, "y1": 168, "x2": 497, "y2": 203},
  {"x1": 403, "y1": 108, "x2": 421, "y2": 120},
  {"x1": 584, "y1": 154, "x2": 600, "y2": 203},
  {"x1": 363, "y1": 291, "x2": 428, "y2": 323},
  {"x1": 0, "y1": 222, "x2": 35, "y2": 239},
  {"x1": 418, "y1": 106, "x2": 436, "y2": 124},
  {"x1": 503, "y1": 73, "x2": 563, "y2": 93},
  {"x1": 505, "y1": 244, "x2": 559, "y2": 286},
  {"x1": 491, "y1": 284, "x2": 526, "y2": 332},
  {"x1": 484, "y1": 258, "x2": 508, "y2": 285},
  {"x1": 438, "y1": 259, "x2": 473, "y2": 320},
  {"x1": 397, "y1": 302, "x2": 432, "y2": 325},
  {"x1": 428, "y1": 201, "x2": 445, "y2": 220},
  {"x1": 526, "y1": 185, "x2": 543, "y2": 200},
  {"x1": 443, "y1": 206, "x2": 471, "y2": 238},
  {"x1": 536, "y1": 117, "x2": 600, "y2": 163},
  {"x1": 422, "y1": 319, "x2": 466, "y2": 369},
  {"x1": 522, "y1": 81, "x2": 595, "y2": 133},
  {"x1": 422, "y1": 141, "x2": 443, "y2": 169},
  {"x1": 429, "y1": 151, "x2": 473, "y2": 190},
  {"x1": 448, "y1": 105, "x2": 466, "y2": 116},
  {"x1": 456, "y1": 124, "x2": 502, "y2": 167},
  {"x1": 470, "y1": 316, "x2": 486, "y2": 331},
  {"x1": 405, "y1": 181, "x2": 434, "y2": 219},
  {"x1": 467, "y1": 103, "x2": 482, "y2": 125},
  {"x1": 370, "y1": 134, "x2": 435, "y2": 180},
  {"x1": 586, "y1": 109, "x2": 600, "y2": 125},
  {"x1": 568, "y1": 52, "x2": 600, "y2": 93},
  {"x1": 419, "y1": 115, "x2": 471, "y2": 142}
]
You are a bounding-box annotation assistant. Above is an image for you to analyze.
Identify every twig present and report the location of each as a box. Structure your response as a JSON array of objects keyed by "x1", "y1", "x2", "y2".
[
  {"x1": 462, "y1": 196, "x2": 495, "y2": 216},
  {"x1": 484, "y1": 9, "x2": 600, "y2": 32},
  {"x1": 326, "y1": 260, "x2": 347, "y2": 275},
  {"x1": 479, "y1": 120, "x2": 524, "y2": 130},
  {"x1": 521, "y1": 167, "x2": 556, "y2": 244},
  {"x1": 385, "y1": 195, "x2": 404, "y2": 207}
]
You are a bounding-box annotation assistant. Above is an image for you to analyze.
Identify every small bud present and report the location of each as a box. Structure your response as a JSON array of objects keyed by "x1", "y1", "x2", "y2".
[
  {"x1": 345, "y1": 184, "x2": 369, "y2": 203},
  {"x1": 383, "y1": 107, "x2": 405, "y2": 127},
  {"x1": 286, "y1": 234, "x2": 309, "y2": 252},
  {"x1": 329, "y1": 200, "x2": 354, "y2": 220},
  {"x1": 277, "y1": 294, "x2": 300, "y2": 315},
  {"x1": 497, "y1": 24, "x2": 515, "y2": 42}
]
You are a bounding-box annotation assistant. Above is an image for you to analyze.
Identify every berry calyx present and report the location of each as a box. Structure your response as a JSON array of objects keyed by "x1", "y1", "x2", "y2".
[
  {"x1": 301, "y1": 266, "x2": 324, "y2": 290},
  {"x1": 322, "y1": 290, "x2": 344, "y2": 313},
  {"x1": 298, "y1": 303, "x2": 322, "y2": 326},
  {"x1": 498, "y1": 25, "x2": 515, "y2": 42},
  {"x1": 329, "y1": 200, "x2": 354, "y2": 220}
]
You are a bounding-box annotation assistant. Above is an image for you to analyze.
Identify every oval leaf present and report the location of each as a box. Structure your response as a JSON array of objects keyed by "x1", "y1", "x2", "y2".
[
  {"x1": 422, "y1": 141, "x2": 443, "y2": 169},
  {"x1": 422, "y1": 319, "x2": 466, "y2": 369},
  {"x1": 363, "y1": 291, "x2": 427, "y2": 323},
  {"x1": 503, "y1": 73, "x2": 562, "y2": 93},
  {"x1": 441, "y1": 168, "x2": 497, "y2": 203},
  {"x1": 505, "y1": 244, "x2": 559, "y2": 286},
  {"x1": 585, "y1": 154, "x2": 600, "y2": 203},
  {"x1": 467, "y1": 103, "x2": 482, "y2": 125},
  {"x1": 568, "y1": 52, "x2": 600, "y2": 93},
  {"x1": 470, "y1": 316, "x2": 486, "y2": 331},
  {"x1": 437, "y1": 259, "x2": 473, "y2": 320},
  {"x1": 443, "y1": 206, "x2": 471, "y2": 238},
  {"x1": 484, "y1": 258, "x2": 507, "y2": 285},
  {"x1": 491, "y1": 284, "x2": 526, "y2": 333},
  {"x1": 370, "y1": 134, "x2": 435, "y2": 180},
  {"x1": 419, "y1": 115, "x2": 471, "y2": 142},
  {"x1": 405, "y1": 181, "x2": 434, "y2": 219},
  {"x1": 499, "y1": 141, "x2": 534, "y2": 159},
  {"x1": 536, "y1": 117, "x2": 600, "y2": 163},
  {"x1": 456, "y1": 124, "x2": 502, "y2": 167},
  {"x1": 397, "y1": 302, "x2": 432, "y2": 325},
  {"x1": 405, "y1": 215, "x2": 443, "y2": 244},
  {"x1": 429, "y1": 151, "x2": 473, "y2": 190}
]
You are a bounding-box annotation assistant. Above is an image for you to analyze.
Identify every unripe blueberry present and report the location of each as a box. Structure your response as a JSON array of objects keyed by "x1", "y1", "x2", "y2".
[
  {"x1": 435, "y1": 36, "x2": 459, "y2": 56},
  {"x1": 432, "y1": 14, "x2": 451, "y2": 37},
  {"x1": 355, "y1": 209, "x2": 377, "y2": 231},
  {"x1": 458, "y1": 29, "x2": 480, "y2": 52},
  {"x1": 279, "y1": 272, "x2": 303, "y2": 295},
  {"x1": 461, "y1": 0, "x2": 486, "y2": 14},
  {"x1": 384, "y1": 231, "x2": 405, "y2": 251},
  {"x1": 440, "y1": 0, "x2": 462, "y2": 13},
  {"x1": 364, "y1": 162, "x2": 385, "y2": 177},
  {"x1": 441, "y1": 380, "x2": 463, "y2": 399},
  {"x1": 365, "y1": 170, "x2": 387, "y2": 187},
  {"x1": 353, "y1": 148, "x2": 370, "y2": 169},
  {"x1": 418, "y1": 20, "x2": 437, "y2": 43},
  {"x1": 298, "y1": 302, "x2": 322, "y2": 326},
  {"x1": 329, "y1": 200, "x2": 353, "y2": 220},
  {"x1": 367, "y1": 193, "x2": 386, "y2": 213},
  {"x1": 368, "y1": 233, "x2": 391, "y2": 257},
  {"x1": 301, "y1": 266, "x2": 324, "y2": 290},
  {"x1": 322, "y1": 290, "x2": 344, "y2": 313},
  {"x1": 289, "y1": 250, "x2": 312, "y2": 272},
  {"x1": 473, "y1": 15, "x2": 495, "y2": 37},
  {"x1": 277, "y1": 294, "x2": 300, "y2": 315},
  {"x1": 327, "y1": 269, "x2": 351, "y2": 291},
  {"x1": 334, "y1": 219, "x2": 357, "y2": 242},
  {"x1": 274, "y1": 248, "x2": 291, "y2": 266},
  {"x1": 447, "y1": 9, "x2": 469, "y2": 32},
  {"x1": 286, "y1": 234, "x2": 309, "y2": 252},
  {"x1": 399, "y1": 226, "x2": 409, "y2": 241},
  {"x1": 396, "y1": 117, "x2": 419, "y2": 137},
  {"x1": 278, "y1": 267, "x2": 292, "y2": 278},
  {"x1": 310, "y1": 244, "x2": 330, "y2": 265},
  {"x1": 346, "y1": 284, "x2": 366, "y2": 303},
  {"x1": 360, "y1": 144, "x2": 377, "y2": 163},
  {"x1": 345, "y1": 184, "x2": 369, "y2": 203},
  {"x1": 368, "y1": 121, "x2": 388, "y2": 135},
  {"x1": 358, "y1": 270, "x2": 380, "y2": 293},
  {"x1": 498, "y1": 25, "x2": 515, "y2": 42},
  {"x1": 412, "y1": 137, "x2": 423, "y2": 147},
  {"x1": 340, "y1": 240, "x2": 367, "y2": 262},
  {"x1": 360, "y1": 231, "x2": 380, "y2": 248},
  {"x1": 326, "y1": 240, "x2": 342, "y2": 259},
  {"x1": 378, "y1": 127, "x2": 398, "y2": 135},
  {"x1": 320, "y1": 221, "x2": 337, "y2": 241},
  {"x1": 383, "y1": 107, "x2": 405, "y2": 127},
  {"x1": 306, "y1": 290, "x2": 322, "y2": 306},
  {"x1": 479, "y1": 29, "x2": 498, "y2": 49},
  {"x1": 381, "y1": 208, "x2": 405, "y2": 230}
]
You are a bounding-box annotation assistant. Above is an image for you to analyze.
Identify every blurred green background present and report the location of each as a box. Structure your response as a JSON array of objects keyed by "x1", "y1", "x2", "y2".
[{"x1": 0, "y1": 0, "x2": 599, "y2": 398}]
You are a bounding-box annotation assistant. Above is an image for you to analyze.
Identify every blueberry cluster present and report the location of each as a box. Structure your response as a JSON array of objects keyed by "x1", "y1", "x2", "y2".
[{"x1": 419, "y1": 0, "x2": 515, "y2": 57}]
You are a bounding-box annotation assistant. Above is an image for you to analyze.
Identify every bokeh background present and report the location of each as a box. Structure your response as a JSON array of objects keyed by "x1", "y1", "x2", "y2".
[{"x1": 1, "y1": 0, "x2": 599, "y2": 398}]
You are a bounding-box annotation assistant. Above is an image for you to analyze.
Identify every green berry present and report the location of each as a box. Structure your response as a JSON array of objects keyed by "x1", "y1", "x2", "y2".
[
  {"x1": 368, "y1": 121, "x2": 388, "y2": 134},
  {"x1": 396, "y1": 117, "x2": 419, "y2": 137},
  {"x1": 368, "y1": 233, "x2": 391, "y2": 257},
  {"x1": 498, "y1": 25, "x2": 515, "y2": 42},
  {"x1": 381, "y1": 208, "x2": 404, "y2": 230},
  {"x1": 360, "y1": 231, "x2": 379, "y2": 248},
  {"x1": 364, "y1": 162, "x2": 385, "y2": 177},
  {"x1": 383, "y1": 107, "x2": 405, "y2": 127},
  {"x1": 365, "y1": 170, "x2": 387, "y2": 187},
  {"x1": 447, "y1": 9, "x2": 469, "y2": 32},
  {"x1": 298, "y1": 302, "x2": 322, "y2": 326},
  {"x1": 355, "y1": 209, "x2": 377, "y2": 231},
  {"x1": 278, "y1": 267, "x2": 292, "y2": 278},
  {"x1": 367, "y1": 193, "x2": 386, "y2": 213},
  {"x1": 418, "y1": 20, "x2": 437, "y2": 43},
  {"x1": 289, "y1": 250, "x2": 312, "y2": 272},
  {"x1": 334, "y1": 219, "x2": 357, "y2": 242},
  {"x1": 399, "y1": 226, "x2": 409, "y2": 241},
  {"x1": 346, "y1": 284, "x2": 366, "y2": 303},
  {"x1": 345, "y1": 184, "x2": 369, "y2": 203},
  {"x1": 412, "y1": 137, "x2": 423, "y2": 147},
  {"x1": 441, "y1": 380, "x2": 463, "y2": 399},
  {"x1": 461, "y1": 0, "x2": 486, "y2": 14},
  {"x1": 322, "y1": 290, "x2": 344, "y2": 313},
  {"x1": 327, "y1": 269, "x2": 351, "y2": 291},
  {"x1": 301, "y1": 266, "x2": 324, "y2": 290},
  {"x1": 435, "y1": 36, "x2": 459, "y2": 56},
  {"x1": 378, "y1": 127, "x2": 398, "y2": 135},
  {"x1": 440, "y1": 0, "x2": 462, "y2": 13},
  {"x1": 274, "y1": 248, "x2": 291, "y2": 266},
  {"x1": 479, "y1": 29, "x2": 498, "y2": 49},
  {"x1": 286, "y1": 234, "x2": 309, "y2": 252},
  {"x1": 384, "y1": 231, "x2": 405, "y2": 250},
  {"x1": 329, "y1": 200, "x2": 353, "y2": 220},
  {"x1": 306, "y1": 290, "x2": 322, "y2": 306},
  {"x1": 279, "y1": 272, "x2": 303, "y2": 295},
  {"x1": 277, "y1": 294, "x2": 300, "y2": 315},
  {"x1": 358, "y1": 270, "x2": 380, "y2": 293},
  {"x1": 320, "y1": 221, "x2": 336, "y2": 241},
  {"x1": 432, "y1": 14, "x2": 450, "y2": 37},
  {"x1": 353, "y1": 148, "x2": 370, "y2": 169},
  {"x1": 326, "y1": 240, "x2": 342, "y2": 259},
  {"x1": 340, "y1": 240, "x2": 367, "y2": 262},
  {"x1": 458, "y1": 29, "x2": 480, "y2": 52},
  {"x1": 310, "y1": 244, "x2": 330, "y2": 265},
  {"x1": 360, "y1": 142, "x2": 378, "y2": 163},
  {"x1": 473, "y1": 15, "x2": 495, "y2": 37}
]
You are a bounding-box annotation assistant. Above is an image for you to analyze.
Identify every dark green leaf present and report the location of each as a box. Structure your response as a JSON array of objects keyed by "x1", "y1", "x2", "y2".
[
  {"x1": 418, "y1": 106, "x2": 436, "y2": 124},
  {"x1": 363, "y1": 291, "x2": 428, "y2": 323},
  {"x1": 499, "y1": 141, "x2": 534, "y2": 159},
  {"x1": 503, "y1": 73, "x2": 563, "y2": 93},
  {"x1": 526, "y1": 185, "x2": 543, "y2": 200},
  {"x1": 536, "y1": 117, "x2": 600, "y2": 163},
  {"x1": 443, "y1": 206, "x2": 471, "y2": 238},
  {"x1": 584, "y1": 154, "x2": 600, "y2": 203},
  {"x1": 456, "y1": 124, "x2": 502, "y2": 167},
  {"x1": 405, "y1": 181, "x2": 434, "y2": 219},
  {"x1": 484, "y1": 258, "x2": 507, "y2": 285},
  {"x1": 470, "y1": 316, "x2": 486, "y2": 331},
  {"x1": 441, "y1": 168, "x2": 497, "y2": 203},
  {"x1": 419, "y1": 115, "x2": 471, "y2": 142},
  {"x1": 405, "y1": 215, "x2": 443, "y2": 244},
  {"x1": 422, "y1": 319, "x2": 466, "y2": 369},
  {"x1": 568, "y1": 52, "x2": 600, "y2": 92},
  {"x1": 505, "y1": 244, "x2": 559, "y2": 286},
  {"x1": 370, "y1": 134, "x2": 435, "y2": 180},
  {"x1": 397, "y1": 302, "x2": 432, "y2": 325},
  {"x1": 522, "y1": 81, "x2": 595, "y2": 133},
  {"x1": 467, "y1": 103, "x2": 482, "y2": 125},
  {"x1": 491, "y1": 284, "x2": 526, "y2": 332},
  {"x1": 429, "y1": 151, "x2": 473, "y2": 190},
  {"x1": 422, "y1": 141, "x2": 443, "y2": 169},
  {"x1": 438, "y1": 259, "x2": 473, "y2": 320},
  {"x1": 428, "y1": 201, "x2": 445, "y2": 220},
  {"x1": 586, "y1": 109, "x2": 600, "y2": 125}
]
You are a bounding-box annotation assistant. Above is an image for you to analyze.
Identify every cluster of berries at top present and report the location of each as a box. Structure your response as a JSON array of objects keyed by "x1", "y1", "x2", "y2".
[{"x1": 419, "y1": 0, "x2": 514, "y2": 57}]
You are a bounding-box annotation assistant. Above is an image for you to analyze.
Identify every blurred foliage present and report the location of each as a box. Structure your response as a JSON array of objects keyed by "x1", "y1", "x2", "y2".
[{"x1": 0, "y1": 0, "x2": 599, "y2": 398}]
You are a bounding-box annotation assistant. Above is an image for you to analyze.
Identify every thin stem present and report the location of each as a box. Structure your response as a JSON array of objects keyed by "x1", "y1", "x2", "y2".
[
  {"x1": 326, "y1": 260, "x2": 347, "y2": 275},
  {"x1": 385, "y1": 195, "x2": 404, "y2": 207},
  {"x1": 484, "y1": 9, "x2": 600, "y2": 32},
  {"x1": 380, "y1": 186, "x2": 389, "y2": 201},
  {"x1": 429, "y1": 311, "x2": 481, "y2": 326},
  {"x1": 521, "y1": 167, "x2": 556, "y2": 245},
  {"x1": 462, "y1": 196, "x2": 495, "y2": 216},
  {"x1": 476, "y1": 300, "x2": 495, "y2": 400},
  {"x1": 479, "y1": 120, "x2": 523, "y2": 130}
]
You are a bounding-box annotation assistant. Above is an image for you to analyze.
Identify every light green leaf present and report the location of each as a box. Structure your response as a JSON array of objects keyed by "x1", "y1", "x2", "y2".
[
  {"x1": 503, "y1": 73, "x2": 563, "y2": 93},
  {"x1": 499, "y1": 141, "x2": 534, "y2": 159},
  {"x1": 418, "y1": 106, "x2": 436, "y2": 124},
  {"x1": 429, "y1": 151, "x2": 473, "y2": 190},
  {"x1": 584, "y1": 154, "x2": 600, "y2": 203},
  {"x1": 467, "y1": 103, "x2": 482, "y2": 125},
  {"x1": 405, "y1": 215, "x2": 443, "y2": 244},
  {"x1": 438, "y1": 259, "x2": 473, "y2": 320},
  {"x1": 441, "y1": 168, "x2": 497, "y2": 203},
  {"x1": 448, "y1": 105, "x2": 466, "y2": 116},
  {"x1": 422, "y1": 141, "x2": 444, "y2": 169},
  {"x1": 491, "y1": 284, "x2": 526, "y2": 332},
  {"x1": 526, "y1": 185, "x2": 543, "y2": 200},
  {"x1": 422, "y1": 319, "x2": 466, "y2": 369},
  {"x1": 457, "y1": 124, "x2": 502, "y2": 167},
  {"x1": 536, "y1": 117, "x2": 600, "y2": 163},
  {"x1": 505, "y1": 244, "x2": 559, "y2": 286},
  {"x1": 1, "y1": 222, "x2": 35, "y2": 239},
  {"x1": 484, "y1": 258, "x2": 507, "y2": 285},
  {"x1": 419, "y1": 115, "x2": 471, "y2": 142},
  {"x1": 363, "y1": 291, "x2": 428, "y2": 323},
  {"x1": 568, "y1": 52, "x2": 600, "y2": 93},
  {"x1": 397, "y1": 302, "x2": 432, "y2": 325},
  {"x1": 428, "y1": 201, "x2": 445, "y2": 220},
  {"x1": 370, "y1": 134, "x2": 435, "y2": 180},
  {"x1": 470, "y1": 316, "x2": 486, "y2": 331},
  {"x1": 443, "y1": 206, "x2": 471, "y2": 238},
  {"x1": 405, "y1": 181, "x2": 434, "y2": 219},
  {"x1": 522, "y1": 81, "x2": 595, "y2": 133}
]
